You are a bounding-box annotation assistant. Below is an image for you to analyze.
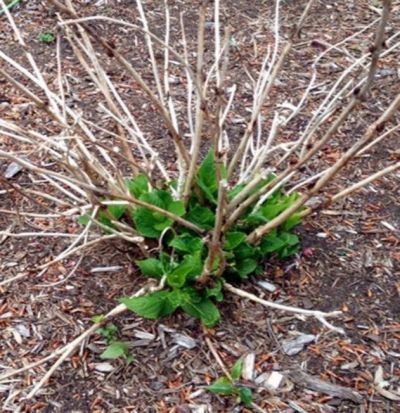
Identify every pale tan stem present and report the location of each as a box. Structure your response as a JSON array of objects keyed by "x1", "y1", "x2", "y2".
[
  {"x1": 227, "y1": 0, "x2": 392, "y2": 228},
  {"x1": 227, "y1": 0, "x2": 316, "y2": 178},
  {"x1": 0, "y1": 151, "x2": 204, "y2": 234},
  {"x1": 332, "y1": 161, "x2": 400, "y2": 203},
  {"x1": 64, "y1": 25, "x2": 139, "y2": 173},
  {"x1": 297, "y1": 160, "x2": 400, "y2": 219},
  {"x1": 204, "y1": 336, "x2": 232, "y2": 381},
  {"x1": 19, "y1": 277, "x2": 165, "y2": 398},
  {"x1": 224, "y1": 283, "x2": 344, "y2": 334},
  {"x1": 247, "y1": 92, "x2": 400, "y2": 243},
  {"x1": 182, "y1": 2, "x2": 206, "y2": 202},
  {"x1": 48, "y1": 0, "x2": 190, "y2": 167},
  {"x1": 201, "y1": 181, "x2": 227, "y2": 281}
]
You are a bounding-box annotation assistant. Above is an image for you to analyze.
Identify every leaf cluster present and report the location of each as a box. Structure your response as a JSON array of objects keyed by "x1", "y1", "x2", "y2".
[
  {"x1": 207, "y1": 359, "x2": 253, "y2": 407},
  {"x1": 91, "y1": 317, "x2": 134, "y2": 363},
  {"x1": 80, "y1": 149, "x2": 303, "y2": 327}
]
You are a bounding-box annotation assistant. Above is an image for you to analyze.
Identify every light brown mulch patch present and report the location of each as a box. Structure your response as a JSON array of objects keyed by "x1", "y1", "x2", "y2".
[{"x1": 1, "y1": 0, "x2": 399, "y2": 412}]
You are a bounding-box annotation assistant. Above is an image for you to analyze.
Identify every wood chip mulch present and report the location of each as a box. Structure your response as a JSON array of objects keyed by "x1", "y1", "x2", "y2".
[{"x1": 0, "y1": 0, "x2": 399, "y2": 412}]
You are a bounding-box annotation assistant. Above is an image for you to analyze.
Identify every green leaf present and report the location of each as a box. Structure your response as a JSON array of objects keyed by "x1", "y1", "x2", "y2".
[
  {"x1": 160, "y1": 252, "x2": 173, "y2": 273},
  {"x1": 181, "y1": 297, "x2": 220, "y2": 327},
  {"x1": 98, "y1": 210, "x2": 114, "y2": 229},
  {"x1": 167, "y1": 269, "x2": 188, "y2": 289},
  {"x1": 78, "y1": 214, "x2": 90, "y2": 226},
  {"x1": 230, "y1": 359, "x2": 242, "y2": 381},
  {"x1": 211, "y1": 255, "x2": 221, "y2": 273},
  {"x1": 230, "y1": 242, "x2": 260, "y2": 278},
  {"x1": 100, "y1": 341, "x2": 129, "y2": 360},
  {"x1": 227, "y1": 183, "x2": 246, "y2": 201},
  {"x1": 136, "y1": 258, "x2": 164, "y2": 278},
  {"x1": 185, "y1": 205, "x2": 215, "y2": 230},
  {"x1": 182, "y1": 286, "x2": 203, "y2": 303},
  {"x1": 168, "y1": 200, "x2": 185, "y2": 216},
  {"x1": 260, "y1": 202, "x2": 287, "y2": 221},
  {"x1": 197, "y1": 148, "x2": 227, "y2": 204},
  {"x1": 259, "y1": 235, "x2": 286, "y2": 254},
  {"x1": 279, "y1": 243, "x2": 300, "y2": 258},
  {"x1": 245, "y1": 211, "x2": 269, "y2": 227},
  {"x1": 39, "y1": 31, "x2": 55, "y2": 44},
  {"x1": 138, "y1": 190, "x2": 165, "y2": 208},
  {"x1": 281, "y1": 212, "x2": 302, "y2": 231},
  {"x1": 207, "y1": 377, "x2": 234, "y2": 395},
  {"x1": 153, "y1": 218, "x2": 173, "y2": 231},
  {"x1": 224, "y1": 232, "x2": 246, "y2": 250},
  {"x1": 197, "y1": 149, "x2": 218, "y2": 204},
  {"x1": 205, "y1": 279, "x2": 224, "y2": 302},
  {"x1": 279, "y1": 232, "x2": 299, "y2": 246},
  {"x1": 167, "y1": 254, "x2": 203, "y2": 288},
  {"x1": 125, "y1": 354, "x2": 135, "y2": 364},
  {"x1": 133, "y1": 189, "x2": 179, "y2": 238},
  {"x1": 91, "y1": 314, "x2": 105, "y2": 324},
  {"x1": 233, "y1": 243, "x2": 259, "y2": 260},
  {"x1": 108, "y1": 204, "x2": 127, "y2": 220},
  {"x1": 121, "y1": 290, "x2": 180, "y2": 319},
  {"x1": 133, "y1": 207, "x2": 162, "y2": 238},
  {"x1": 97, "y1": 323, "x2": 119, "y2": 343},
  {"x1": 185, "y1": 253, "x2": 204, "y2": 279},
  {"x1": 167, "y1": 289, "x2": 184, "y2": 308},
  {"x1": 238, "y1": 386, "x2": 253, "y2": 406},
  {"x1": 236, "y1": 258, "x2": 258, "y2": 278},
  {"x1": 260, "y1": 192, "x2": 301, "y2": 222},
  {"x1": 126, "y1": 174, "x2": 149, "y2": 198},
  {"x1": 169, "y1": 234, "x2": 204, "y2": 254}
]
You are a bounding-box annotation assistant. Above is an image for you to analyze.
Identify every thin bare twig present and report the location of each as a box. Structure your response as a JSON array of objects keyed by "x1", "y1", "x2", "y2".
[
  {"x1": 0, "y1": 277, "x2": 166, "y2": 396},
  {"x1": 224, "y1": 283, "x2": 344, "y2": 334}
]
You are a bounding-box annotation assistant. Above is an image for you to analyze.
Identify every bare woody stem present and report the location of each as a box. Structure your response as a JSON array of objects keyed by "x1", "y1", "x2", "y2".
[
  {"x1": 182, "y1": 2, "x2": 206, "y2": 202},
  {"x1": 227, "y1": 0, "x2": 316, "y2": 178},
  {"x1": 224, "y1": 283, "x2": 344, "y2": 334},
  {"x1": 198, "y1": 180, "x2": 227, "y2": 284},
  {"x1": 64, "y1": 25, "x2": 139, "y2": 174},
  {"x1": 296, "y1": 160, "x2": 400, "y2": 220},
  {"x1": 0, "y1": 151, "x2": 204, "y2": 235},
  {"x1": 246, "y1": 92, "x2": 400, "y2": 244},
  {"x1": 331, "y1": 161, "x2": 400, "y2": 203},
  {"x1": 0, "y1": 277, "x2": 166, "y2": 398},
  {"x1": 48, "y1": 0, "x2": 190, "y2": 167},
  {"x1": 225, "y1": 0, "x2": 392, "y2": 230}
]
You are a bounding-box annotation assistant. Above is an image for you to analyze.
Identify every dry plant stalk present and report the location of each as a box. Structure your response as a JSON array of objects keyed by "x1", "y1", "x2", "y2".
[{"x1": 0, "y1": 0, "x2": 399, "y2": 397}]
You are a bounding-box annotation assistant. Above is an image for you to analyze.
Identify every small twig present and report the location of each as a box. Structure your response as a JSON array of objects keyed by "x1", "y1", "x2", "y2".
[
  {"x1": 0, "y1": 150, "x2": 204, "y2": 235},
  {"x1": 227, "y1": 0, "x2": 316, "y2": 178},
  {"x1": 246, "y1": 91, "x2": 400, "y2": 243},
  {"x1": 204, "y1": 335, "x2": 232, "y2": 381},
  {"x1": 37, "y1": 252, "x2": 84, "y2": 288},
  {"x1": 38, "y1": 234, "x2": 117, "y2": 270},
  {"x1": 250, "y1": 403, "x2": 269, "y2": 413},
  {"x1": 0, "y1": 231, "x2": 89, "y2": 238},
  {"x1": 0, "y1": 277, "x2": 166, "y2": 396},
  {"x1": 333, "y1": 161, "x2": 400, "y2": 202},
  {"x1": 0, "y1": 0, "x2": 20, "y2": 15},
  {"x1": 182, "y1": 1, "x2": 206, "y2": 202},
  {"x1": 224, "y1": 283, "x2": 344, "y2": 334},
  {"x1": 0, "y1": 273, "x2": 26, "y2": 287}
]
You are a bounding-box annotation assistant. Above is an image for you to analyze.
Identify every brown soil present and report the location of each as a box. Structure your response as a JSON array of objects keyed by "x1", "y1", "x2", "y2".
[{"x1": 0, "y1": 1, "x2": 399, "y2": 412}]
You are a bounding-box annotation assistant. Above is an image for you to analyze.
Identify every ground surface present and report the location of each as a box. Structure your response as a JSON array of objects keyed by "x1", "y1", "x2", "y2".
[{"x1": 0, "y1": 0, "x2": 400, "y2": 412}]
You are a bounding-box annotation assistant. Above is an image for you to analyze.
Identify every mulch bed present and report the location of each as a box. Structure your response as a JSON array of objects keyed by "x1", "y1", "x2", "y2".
[{"x1": 1, "y1": 0, "x2": 399, "y2": 412}]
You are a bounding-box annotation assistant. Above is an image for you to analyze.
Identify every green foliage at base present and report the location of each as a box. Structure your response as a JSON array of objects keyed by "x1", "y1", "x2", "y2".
[
  {"x1": 207, "y1": 358, "x2": 253, "y2": 407},
  {"x1": 81, "y1": 149, "x2": 304, "y2": 328},
  {"x1": 39, "y1": 31, "x2": 55, "y2": 44},
  {"x1": 91, "y1": 318, "x2": 134, "y2": 362}
]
